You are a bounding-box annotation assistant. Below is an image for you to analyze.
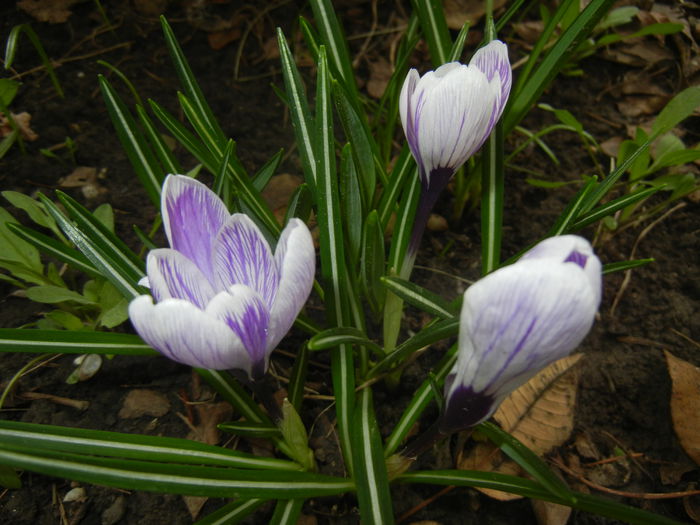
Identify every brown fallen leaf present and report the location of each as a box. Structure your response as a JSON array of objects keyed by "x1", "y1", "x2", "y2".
[
  {"x1": 366, "y1": 57, "x2": 393, "y2": 100},
  {"x1": 665, "y1": 350, "x2": 700, "y2": 466},
  {"x1": 617, "y1": 95, "x2": 668, "y2": 118},
  {"x1": 262, "y1": 173, "x2": 303, "y2": 223},
  {"x1": 443, "y1": 0, "x2": 507, "y2": 30},
  {"x1": 0, "y1": 112, "x2": 39, "y2": 141},
  {"x1": 458, "y1": 354, "x2": 582, "y2": 500},
  {"x1": 17, "y1": 0, "x2": 81, "y2": 23},
  {"x1": 531, "y1": 497, "x2": 572, "y2": 525},
  {"x1": 118, "y1": 389, "x2": 170, "y2": 419}
]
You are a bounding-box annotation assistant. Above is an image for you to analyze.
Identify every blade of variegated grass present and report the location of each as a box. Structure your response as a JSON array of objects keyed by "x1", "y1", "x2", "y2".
[
  {"x1": 569, "y1": 186, "x2": 660, "y2": 231},
  {"x1": 160, "y1": 16, "x2": 226, "y2": 146},
  {"x1": 380, "y1": 276, "x2": 456, "y2": 319},
  {"x1": 7, "y1": 223, "x2": 100, "y2": 278},
  {"x1": 0, "y1": 329, "x2": 154, "y2": 355},
  {"x1": 603, "y1": 259, "x2": 654, "y2": 274},
  {"x1": 135, "y1": 104, "x2": 182, "y2": 175},
  {"x1": 287, "y1": 343, "x2": 309, "y2": 412},
  {"x1": 352, "y1": 387, "x2": 394, "y2": 524},
  {"x1": 270, "y1": 499, "x2": 304, "y2": 525},
  {"x1": 547, "y1": 177, "x2": 598, "y2": 236},
  {"x1": 277, "y1": 28, "x2": 317, "y2": 192},
  {"x1": 213, "y1": 139, "x2": 235, "y2": 209},
  {"x1": 376, "y1": 145, "x2": 414, "y2": 230},
  {"x1": 99, "y1": 75, "x2": 163, "y2": 206},
  {"x1": 0, "y1": 420, "x2": 298, "y2": 471},
  {"x1": 39, "y1": 195, "x2": 143, "y2": 300},
  {"x1": 309, "y1": 0, "x2": 360, "y2": 104},
  {"x1": 503, "y1": 0, "x2": 615, "y2": 134},
  {"x1": 399, "y1": 471, "x2": 683, "y2": 525},
  {"x1": 411, "y1": 0, "x2": 452, "y2": 66},
  {"x1": 252, "y1": 149, "x2": 283, "y2": 192},
  {"x1": 195, "y1": 499, "x2": 266, "y2": 525},
  {"x1": 0, "y1": 448, "x2": 353, "y2": 499},
  {"x1": 315, "y1": 46, "x2": 356, "y2": 474},
  {"x1": 384, "y1": 343, "x2": 458, "y2": 456}
]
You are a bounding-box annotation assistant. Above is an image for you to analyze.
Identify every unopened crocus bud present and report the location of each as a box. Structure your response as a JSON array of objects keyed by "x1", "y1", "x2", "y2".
[
  {"x1": 440, "y1": 235, "x2": 601, "y2": 433},
  {"x1": 399, "y1": 40, "x2": 512, "y2": 263},
  {"x1": 129, "y1": 175, "x2": 315, "y2": 379}
]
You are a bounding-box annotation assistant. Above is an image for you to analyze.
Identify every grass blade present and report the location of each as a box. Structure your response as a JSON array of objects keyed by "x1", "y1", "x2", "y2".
[{"x1": 0, "y1": 329, "x2": 154, "y2": 355}]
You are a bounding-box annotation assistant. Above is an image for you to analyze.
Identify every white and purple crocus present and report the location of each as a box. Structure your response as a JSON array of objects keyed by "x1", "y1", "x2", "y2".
[
  {"x1": 399, "y1": 40, "x2": 512, "y2": 260},
  {"x1": 128, "y1": 175, "x2": 315, "y2": 379},
  {"x1": 440, "y1": 235, "x2": 602, "y2": 433}
]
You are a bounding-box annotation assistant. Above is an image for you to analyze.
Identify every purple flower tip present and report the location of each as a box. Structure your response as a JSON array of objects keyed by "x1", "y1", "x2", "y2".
[{"x1": 564, "y1": 250, "x2": 588, "y2": 268}]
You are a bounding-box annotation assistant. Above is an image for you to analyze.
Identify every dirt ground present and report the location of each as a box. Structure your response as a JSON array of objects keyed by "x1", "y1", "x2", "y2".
[{"x1": 0, "y1": 1, "x2": 698, "y2": 524}]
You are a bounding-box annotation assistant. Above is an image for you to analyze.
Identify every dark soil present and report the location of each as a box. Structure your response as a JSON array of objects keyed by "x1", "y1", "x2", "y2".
[{"x1": 1, "y1": 2, "x2": 699, "y2": 524}]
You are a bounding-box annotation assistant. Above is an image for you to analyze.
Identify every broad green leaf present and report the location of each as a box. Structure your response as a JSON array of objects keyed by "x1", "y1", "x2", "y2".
[
  {"x1": 653, "y1": 86, "x2": 700, "y2": 137},
  {"x1": 93, "y1": 203, "x2": 115, "y2": 233},
  {"x1": 0, "y1": 208, "x2": 42, "y2": 272},
  {"x1": 2, "y1": 191, "x2": 56, "y2": 231},
  {"x1": 25, "y1": 285, "x2": 96, "y2": 305},
  {"x1": 279, "y1": 399, "x2": 314, "y2": 471}
]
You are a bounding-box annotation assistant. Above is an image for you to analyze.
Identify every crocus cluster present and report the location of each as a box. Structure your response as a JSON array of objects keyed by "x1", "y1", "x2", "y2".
[
  {"x1": 440, "y1": 235, "x2": 602, "y2": 433},
  {"x1": 128, "y1": 175, "x2": 315, "y2": 379},
  {"x1": 400, "y1": 40, "x2": 512, "y2": 259}
]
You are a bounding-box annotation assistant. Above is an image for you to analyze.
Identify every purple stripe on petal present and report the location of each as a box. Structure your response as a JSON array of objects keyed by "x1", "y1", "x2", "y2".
[
  {"x1": 162, "y1": 175, "x2": 229, "y2": 283},
  {"x1": 440, "y1": 384, "x2": 495, "y2": 432},
  {"x1": 213, "y1": 214, "x2": 279, "y2": 307},
  {"x1": 206, "y1": 286, "x2": 270, "y2": 379},
  {"x1": 146, "y1": 249, "x2": 216, "y2": 309}
]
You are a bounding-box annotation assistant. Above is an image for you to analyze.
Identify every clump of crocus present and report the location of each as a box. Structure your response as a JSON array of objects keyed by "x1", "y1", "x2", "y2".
[
  {"x1": 399, "y1": 40, "x2": 512, "y2": 261},
  {"x1": 440, "y1": 235, "x2": 601, "y2": 433},
  {"x1": 129, "y1": 174, "x2": 315, "y2": 379}
]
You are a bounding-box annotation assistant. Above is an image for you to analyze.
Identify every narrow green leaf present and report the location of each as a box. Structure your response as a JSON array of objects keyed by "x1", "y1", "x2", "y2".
[
  {"x1": 569, "y1": 186, "x2": 660, "y2": 231},
  {"x1": 447, "y1": 22, "x2": 470, "y2": 61},
  {"x1": 5, "y1": 24, "x2": 63, "y2": 97},
  {"x1": 547, "y1": 177, "x2": 598, "y2": 236},
  {"x1": 252, "y1": 149, "x2": 284, "y2": 192},
  {"x1": 481, "y1": 120, "x2": 504, "y2": 274},
  {"x1": 0, "y1": 464, "x2": 21, "y2": 489},
  {"x1": 0, "y1": 329, "x2": 155, "y2": 355},
  {"x1": 360, "y1": 210, "x2": 386, "y2": 315},
  {"x1": 218, "y1": 421, "x2": 282, "y2": 439},
  {"x1": 603, "y1": 258, "x2": 654, "y2": 274},
  {"x1": 279, "y1": 399, "x2": 314, "y2": 471},
  {"x1": 270, "y1": 499, "x2": 304, "y2": 525},
  {"x1": 411, "y1": 0, "x2": 452, "y2": 66},
  {"x1": 381, "y1": 276, "x2": 456, "y2": 319},
  {"x1": 99, "y1": 75, "x2": 163, "y2": 206},
  {"x1": 339, "y1": 144, "x2": 363, "y2": 265},
  {"x1": 276, "y1": 28, "x2": 317, "y2": 190},
  {"x1": 352, "y1": 388, "x2": 394, "y2": 524},
  {"x1": 196, "y1": 369, "x2": 270, "y2": 425},
  {"x1": 195, "y1": 499, "x2": 266, "y2": 525},
  {"x1": 284, "y1": 183, "x2": 313, "y2": 224},
  {"x1": 376, "y1": 145, "x2": 415, "y2": 231},
  {"x1": 160, "y1": 16, "x2": 226, "y2": 145},
  {"x1": 136, "y1": 104, "x2": 182, "y2": 175},
  {"x1": 0, "y1": 420, "x2": 297, "y2": 471},
  {"x1": 308, "y1": 327, "x2": 383, "y2": 356},
  {"x1": 287, "y1": 343, "x2": 309, "y2": 412}
]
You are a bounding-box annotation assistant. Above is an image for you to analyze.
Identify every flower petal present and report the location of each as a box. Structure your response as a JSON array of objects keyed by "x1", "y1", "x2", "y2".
[
  {"x1": 213, "y1": 214, "x2": 279, "y2": 307},
  {"x1": 268, "y1": 218, "x2": 315, "y2": 351},
  {"x1": 399, "y1": 68, "x2": 423, "y2": 175},
  {"x1": 128, "y1": 295, "x2": 252, "y2": 372},
  {"x1": 146, "y1": 248, "x2": 216, "y2": 309},
  {"x1": 161, "y1": 175, "x2": 229, "y2": 282},
  {"x1": 206, "y1": 286, "x2": 271, "y2": 379},
  {"x1": 415, "y1": 65, "x2": 496, "y2": 180},
  {"x1": 469, "y1": 40, "x2": 512, "y2": 119},
  {"x1": 444, "y1": 258, "x2": 598, "y2": 428}
]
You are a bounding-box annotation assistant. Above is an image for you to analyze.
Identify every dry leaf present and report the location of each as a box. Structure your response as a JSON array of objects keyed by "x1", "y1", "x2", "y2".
[
  {"x1": 17, "y1": 0, "x2": 80, "y2": 23},
  {"x1": 262, "y1": 173, "x2": 302, "y2": 223},
  {"x1": 443, "y1": 0, "x2": 507, "y2": 30},
  {"x1": 665, "y1": 350, "x2": 700, "y2": 466},
  {"x1": 367, "y1": 57, "x2": 392, "y2": 99},
  {"x1": 531, "y1": 498, "x2": 572, "y2": 525},
  {"x1": 182, "y1": 495, "x2": 208, "y2": 520},
  {"x1": 458, "y1": 355, "x2": 582, "y2": 500},
  {"x1": 617, "y1": 96, "x2": 668, "y2": 118},
  {"x1": 1, "y1": 112, "x2": 39, "y2": 141},
  {"x1": 118, "y1": 389, "x2": 170, "y2": 419},
  {"x1": 187, "y1": 401, "x2": 233, "y2": 445}
]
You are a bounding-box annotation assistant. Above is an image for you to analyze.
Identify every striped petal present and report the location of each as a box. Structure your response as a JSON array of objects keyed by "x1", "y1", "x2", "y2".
[
  {"x1": 267, "y1": 219, "x2": 315, "y2": 351},
  {"x1": 161, "y1": 175, "x2": 229, "y2": 282},
  {"x1": 470, "y1": 40, "x2": 512, "y2": 120},
  {"x1": 213, "y1": 214, "x2": 279, "y2": 307},
  {"x1": 128, "y1": 295, "x2": 252, "y2": 372},
  {"x1": 146, "y1": 248, "x2": 216, "y2": 309}
]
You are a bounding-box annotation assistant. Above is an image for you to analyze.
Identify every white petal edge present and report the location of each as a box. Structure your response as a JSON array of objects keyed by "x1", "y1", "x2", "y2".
[
  {"x1": 267, "y1": 218, "x2": 316, "y2": 352},
  {"x1": 128, "y1": 295, "x2": 252, "y2": 373}
]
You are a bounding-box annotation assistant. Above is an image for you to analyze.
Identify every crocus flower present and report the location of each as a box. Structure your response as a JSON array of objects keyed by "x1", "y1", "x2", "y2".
[
  {"x1": 440, "y1": 235, "x2": 601, "y2": 433},
  {"x1": 128, "y1": 174, "x2": 315, "y2": 379},
  {"x1": 399, "y1": 40, "x2": 512, "y2": 261}
]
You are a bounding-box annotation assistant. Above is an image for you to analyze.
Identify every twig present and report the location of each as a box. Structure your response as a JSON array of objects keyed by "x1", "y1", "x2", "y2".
[
  {"x1": 397, "y1": 485, "x2": 455, "y2": 523},
  {"x1": 21, "y1": 392, "x2": 89, "y2": 411}
]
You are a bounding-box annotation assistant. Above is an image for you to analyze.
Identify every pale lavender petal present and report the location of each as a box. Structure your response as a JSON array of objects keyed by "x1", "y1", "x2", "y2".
[
  {"x1": 470, "y1": 40, "x2": 512, "y2": 118},
  {"x1": 161, "y1": 175, "x2": 229, "y2": 282},
  {"x1": 267, "y1": 218, "x2": 315, "y2": 352},
  {"x1": 128, "y1": 295, "x2": 252, "y2": 372},
  {"x1": 399, "y1": 69, "x2": 423, "y2": 177},
  {"x1": 206, "y1": 286, "x2": 271, "y2": 379},
  {"x1": 146, "y1": 248, "x2": 216, "y2": 309},
  {"x1": 213, "y1": 214, "x2": 279, "y2": 307},
  {"x1": 443, "y1": 258, "x2": 598, "y2": 429}
]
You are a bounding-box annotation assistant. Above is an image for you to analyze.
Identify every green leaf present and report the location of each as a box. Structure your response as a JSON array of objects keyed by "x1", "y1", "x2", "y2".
[
  {"x1": 2, "y1": 191, "x2": 56, "y2": 231},
  {"x1": 279, "y1": 399, "x2": 315, "y2": 471},
  {"x1": 252, "y1": 149, "x2": 283, "y2": 192},
  {"x1": 5, "y1": 24, "x2": 63, "y2": 97},
  {"x1": 99, "y1": 75, "x2": 164, "y2": 206},
  {"x1": 0, "y1": 78, "x2": 19, "y2": 106},
  {"x1": 25, "y1": 285, "x2": 96, "y2": 305},
  {"x1": 308, "y1": 327, "x2": 383, "y2": 356},
  {"x1": 381, "y1": 276, "x2": 456, "y2": 319},
  {"x1": 339, "y1": 144, "x2": 363, "y2": 265},
  {"x1": 284, "y1": 183, "x2": 313, "y2": 224},
  {"x1": 603, "y1": 258, "x2": 654, "y2": 274},
  {"x1": 135, "y1": 104, "x2": 182, "y2": 175},
  {"x1": 270, "y1": 499, "x2": 304, "y2": 525},
  {"x1": 277, "y1": 28, "x2": 317, "y2": 191},
  {"x1": 218, "y1": 421, "x2": 281, "y2": 439},
  {"x1": 360, "y1": 210, "x2": 386, "y2": 315},
  {"x1": 195, "y1": 499, "x2": 266, "y2": 525},
  {"x1": 0, "y1": 329, "x2": 156, "y2": 355},
  {"x1": 0, "y1": 464, "x2": 21, "y2": 489},
  {"x1": 0, "y1": 208, "x2": 42, "y2": 272},
  {"x1": 93, "y1": 203, "x2": 115, "y2": 233},
  {"x1": 411, "y1": 0, "x2": 452, "y2": 66},
  {"x1": 352, "y1": 388, "x2": 394, "y2": 524}
]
